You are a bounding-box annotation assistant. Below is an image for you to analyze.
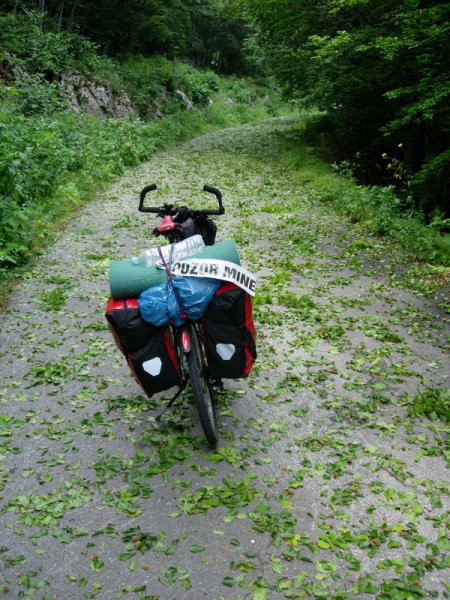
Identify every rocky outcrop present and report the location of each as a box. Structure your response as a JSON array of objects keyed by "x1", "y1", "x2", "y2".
[
  {"x1": 175, "y1": 89, "x2": 194, "y2": 110},
  {"x1": 61, "y1": 70, "x2": 136, "y2": 119}
]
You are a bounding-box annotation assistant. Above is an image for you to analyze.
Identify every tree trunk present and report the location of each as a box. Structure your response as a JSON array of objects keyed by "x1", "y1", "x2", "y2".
[
  {"x1": 58, "y1": 0, "x2": 65, "y2": 31},
  {"x1": 37, "y1": 0, "x2": 45, "y2": 32},
  {"x1": 67, "y1": 0, "x2": 79, "y2": 32}
]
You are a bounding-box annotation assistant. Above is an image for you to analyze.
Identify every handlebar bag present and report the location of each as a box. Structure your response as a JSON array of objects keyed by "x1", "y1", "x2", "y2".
[
  {"x1": 200, "y1": 283, "x2": 257, "y2": 379},
  {"x1": 194, "y1": 217, "x2": 217, "y2": 246},
  {"x1": 105, "y1": 298, "x2": 180, "y2": 396}
]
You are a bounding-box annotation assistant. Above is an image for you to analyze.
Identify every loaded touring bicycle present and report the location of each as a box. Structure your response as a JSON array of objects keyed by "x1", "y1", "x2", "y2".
[{"x1": 106, "y1": 185, "x2": 257, "y2": 447}]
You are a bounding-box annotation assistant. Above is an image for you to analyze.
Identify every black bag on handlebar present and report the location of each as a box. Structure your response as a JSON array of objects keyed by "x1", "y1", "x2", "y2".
[
  {"x1": 105, "y1": 298, "x2": 181, "y2": 396},
  {"x1": 200, "y1": 283, "x2": 257, "y2": 379},
  {"x1": 174, "y1": 207, "x2": 217, "y2": 246},
  {"x1": 194, "y1": 217, "x2": 217, "y2": 246}
]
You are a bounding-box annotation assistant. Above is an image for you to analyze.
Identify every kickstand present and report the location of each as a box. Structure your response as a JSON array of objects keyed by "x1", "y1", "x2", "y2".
[
  {"x1": 156, "y1": 381, "x2": 188, "y2": 422},
  {"x1": 212, "y1": 378, "x2": 224, "y2": 391}
]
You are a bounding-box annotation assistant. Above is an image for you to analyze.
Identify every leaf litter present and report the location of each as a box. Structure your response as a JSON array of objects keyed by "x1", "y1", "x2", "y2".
[{"x1": 0, "y1": 116, "x2": 448, "y2": 599}]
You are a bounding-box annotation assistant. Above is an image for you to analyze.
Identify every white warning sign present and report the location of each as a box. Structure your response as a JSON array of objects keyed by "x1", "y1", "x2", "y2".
[{"x1": 171, "y1": 259, "x2": 257, "y2": 296}]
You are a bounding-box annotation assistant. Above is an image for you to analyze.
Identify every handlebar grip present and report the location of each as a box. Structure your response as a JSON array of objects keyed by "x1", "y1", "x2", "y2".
[
  {"x1": 203, "y1": 184, "x2": 222, "y2": 200},
  {"x1": 139, "y1": 184, "x2": 159, "y2": 212},
  {"x1": 140, "y1": 184, "x2": 157, "y2": 203},
  {"x1": 203, "y1": 184, "x2": 224, "y2": 214}
]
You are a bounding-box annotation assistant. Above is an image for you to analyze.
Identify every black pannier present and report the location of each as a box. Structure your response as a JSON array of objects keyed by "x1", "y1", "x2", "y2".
[
  {"x1": 201, "y1": 283, "x2": 257, "y2": 379},
  {"x1": 105, "y1": 298, "x2": 180, "y2": 396}
]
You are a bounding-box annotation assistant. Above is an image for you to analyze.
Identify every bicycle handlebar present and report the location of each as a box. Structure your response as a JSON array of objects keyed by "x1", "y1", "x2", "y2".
[{"x1": 138, "y1": 184, "x2": 225, "y2": 216}]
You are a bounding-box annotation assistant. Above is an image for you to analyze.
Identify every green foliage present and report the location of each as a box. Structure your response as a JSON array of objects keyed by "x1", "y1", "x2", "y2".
[
  {"x1": 404, "y1": 387, "x2": 450, "y2": 422},
  {"x1": 0, "y1": 105, "x2": 148, "y2": 269},
  {"x1": 0, "y1": 21, "x2": 282, "y2": 287},
  {"x1": 243, "y1": 0, "x2": 450, "y2": 217},
  {"x1": 1, "y1": 1, "x2": 254, "y2": 75},
  {"x1": 38, "y1": 287, "x2": 67, "y2": 311},
  {"x1": 0, "y1": 12, "x2": 99, "y2": 76},
  {"x1": 14, "y1": 72, "x2": 65, "y2": 115},
  {"x1": 279, "y1": 117, "x2": 450, "y2": 265},
  {"x1": 0, "y1": 9, "x2": 282, "y2": 289},
  {"x1": 119, "y1": 56, "x2": 220, "y2": 116}
]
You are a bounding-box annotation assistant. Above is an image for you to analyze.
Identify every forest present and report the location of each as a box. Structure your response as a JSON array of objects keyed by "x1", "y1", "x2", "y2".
[
  {"x1": 1, "y1": 0, "x2": 449, "y2": 284},
  {"x1": 245, "y1": 0, "x2": 450, "y2": 216},
  {"x1": 1, "y1": 5, "x2": 449, "y2": 598}
]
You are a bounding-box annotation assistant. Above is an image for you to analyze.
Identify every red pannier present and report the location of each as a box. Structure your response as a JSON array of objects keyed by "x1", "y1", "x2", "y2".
[
  {"x1": 105, "y1": 298, "x2": 180, "y2": 396},
  {"x1": 200, "y1": 283, "x2": 257, "y2": 379}
]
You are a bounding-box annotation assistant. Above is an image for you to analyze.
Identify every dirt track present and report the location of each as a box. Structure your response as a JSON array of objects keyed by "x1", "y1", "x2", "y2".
[{"x1": 1, "y1": 118, "x2": 449, "y2": 599}]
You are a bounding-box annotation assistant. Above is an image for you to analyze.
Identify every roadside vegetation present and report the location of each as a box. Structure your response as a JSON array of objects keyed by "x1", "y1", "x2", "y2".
[
  {"x1": 0, "y1": 10, "x2": 283, "y2": 306},
  {"x1": 277, "y1": 114, "x2": 450, "y2": 266},
  {"x1": 244, "y1": 0, "x2": 450, "y2": 221},
  {"x1": 1, "y1": 1, "x2": 449, "y2": 309}
]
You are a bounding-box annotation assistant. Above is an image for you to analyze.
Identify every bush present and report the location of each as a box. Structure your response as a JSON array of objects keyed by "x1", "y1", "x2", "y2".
[
  {"x1": 0, "y1": 12, "x2": 284, "y2": 294},
  {"x1": 0, "y1": 98, "x2": 154, "y2": 269},
  {"x1": 0, "y1": 87, "x2": 281, "y2": 276},
  {"x1": 279, "y1": 117, "x2": 450, "y2": 265},
  {"x1": 119, "y1": 56, "x2": 220, "y2": 116}
]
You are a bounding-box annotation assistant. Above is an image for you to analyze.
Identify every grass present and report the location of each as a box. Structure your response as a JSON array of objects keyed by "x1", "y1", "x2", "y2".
[{"x1": 277, "y1": 113, "x2": 450, "y2": 267}]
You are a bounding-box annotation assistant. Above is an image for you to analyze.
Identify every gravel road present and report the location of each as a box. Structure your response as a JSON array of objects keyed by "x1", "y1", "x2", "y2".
[{"x1": 1, "y1": 118, "x2": 449, "y2": 599}]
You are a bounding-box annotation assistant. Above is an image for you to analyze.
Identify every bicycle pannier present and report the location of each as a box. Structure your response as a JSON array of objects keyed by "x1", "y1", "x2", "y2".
[
  {"x1": 201, "y1": 283, "x2": 257, "y2": 379},
  {"x1": 105, "y1": 298, "x2": 180, "y2": 396}
]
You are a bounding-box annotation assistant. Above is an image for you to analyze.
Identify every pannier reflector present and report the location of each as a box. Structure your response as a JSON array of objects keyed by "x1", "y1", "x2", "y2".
[
  {"x1": 216, "y1": 343, "x2": 236, "y2": 361},
  {"x1": 142, "y1": 357, "x2": 162, "y2": 376}
]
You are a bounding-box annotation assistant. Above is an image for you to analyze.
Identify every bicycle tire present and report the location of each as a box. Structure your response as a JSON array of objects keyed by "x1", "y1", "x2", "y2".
[{"x1": 186, "y1": 325, "x2": 218, "y2": 447}]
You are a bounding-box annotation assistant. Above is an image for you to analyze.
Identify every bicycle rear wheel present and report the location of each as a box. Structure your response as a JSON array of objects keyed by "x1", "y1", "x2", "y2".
[{"x1": 186, "y1": 325, "x2": 218, "y2": 447}]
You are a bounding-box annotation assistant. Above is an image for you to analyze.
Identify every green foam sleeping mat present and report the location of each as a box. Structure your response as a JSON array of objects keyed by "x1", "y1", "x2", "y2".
[{"x1": 109, "y1": 238, "x2": 241, "y2": 299}]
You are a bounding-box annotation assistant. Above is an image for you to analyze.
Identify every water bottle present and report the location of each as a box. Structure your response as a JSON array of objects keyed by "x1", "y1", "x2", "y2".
[
  {"x1": 132, "y1": 235, "x2": 205, "y2": 267},
  {"x1": 131, "y1": 247, "x2": 160, "y2": 267},
  {"x1": 166, "y1": 235, "x2": 206, "y2": 263}
]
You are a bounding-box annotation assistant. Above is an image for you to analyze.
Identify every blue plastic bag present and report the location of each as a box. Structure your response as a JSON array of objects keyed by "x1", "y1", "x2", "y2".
[
  {"x1": 139, "y1": 277, "x2": 220, "y2": 327},
  {"x1": 138, "y1": 282, "x2": 172, "y2": 327},
  {"x1": 174, "y1": 277, "x2": 220, "y2": 320}
]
